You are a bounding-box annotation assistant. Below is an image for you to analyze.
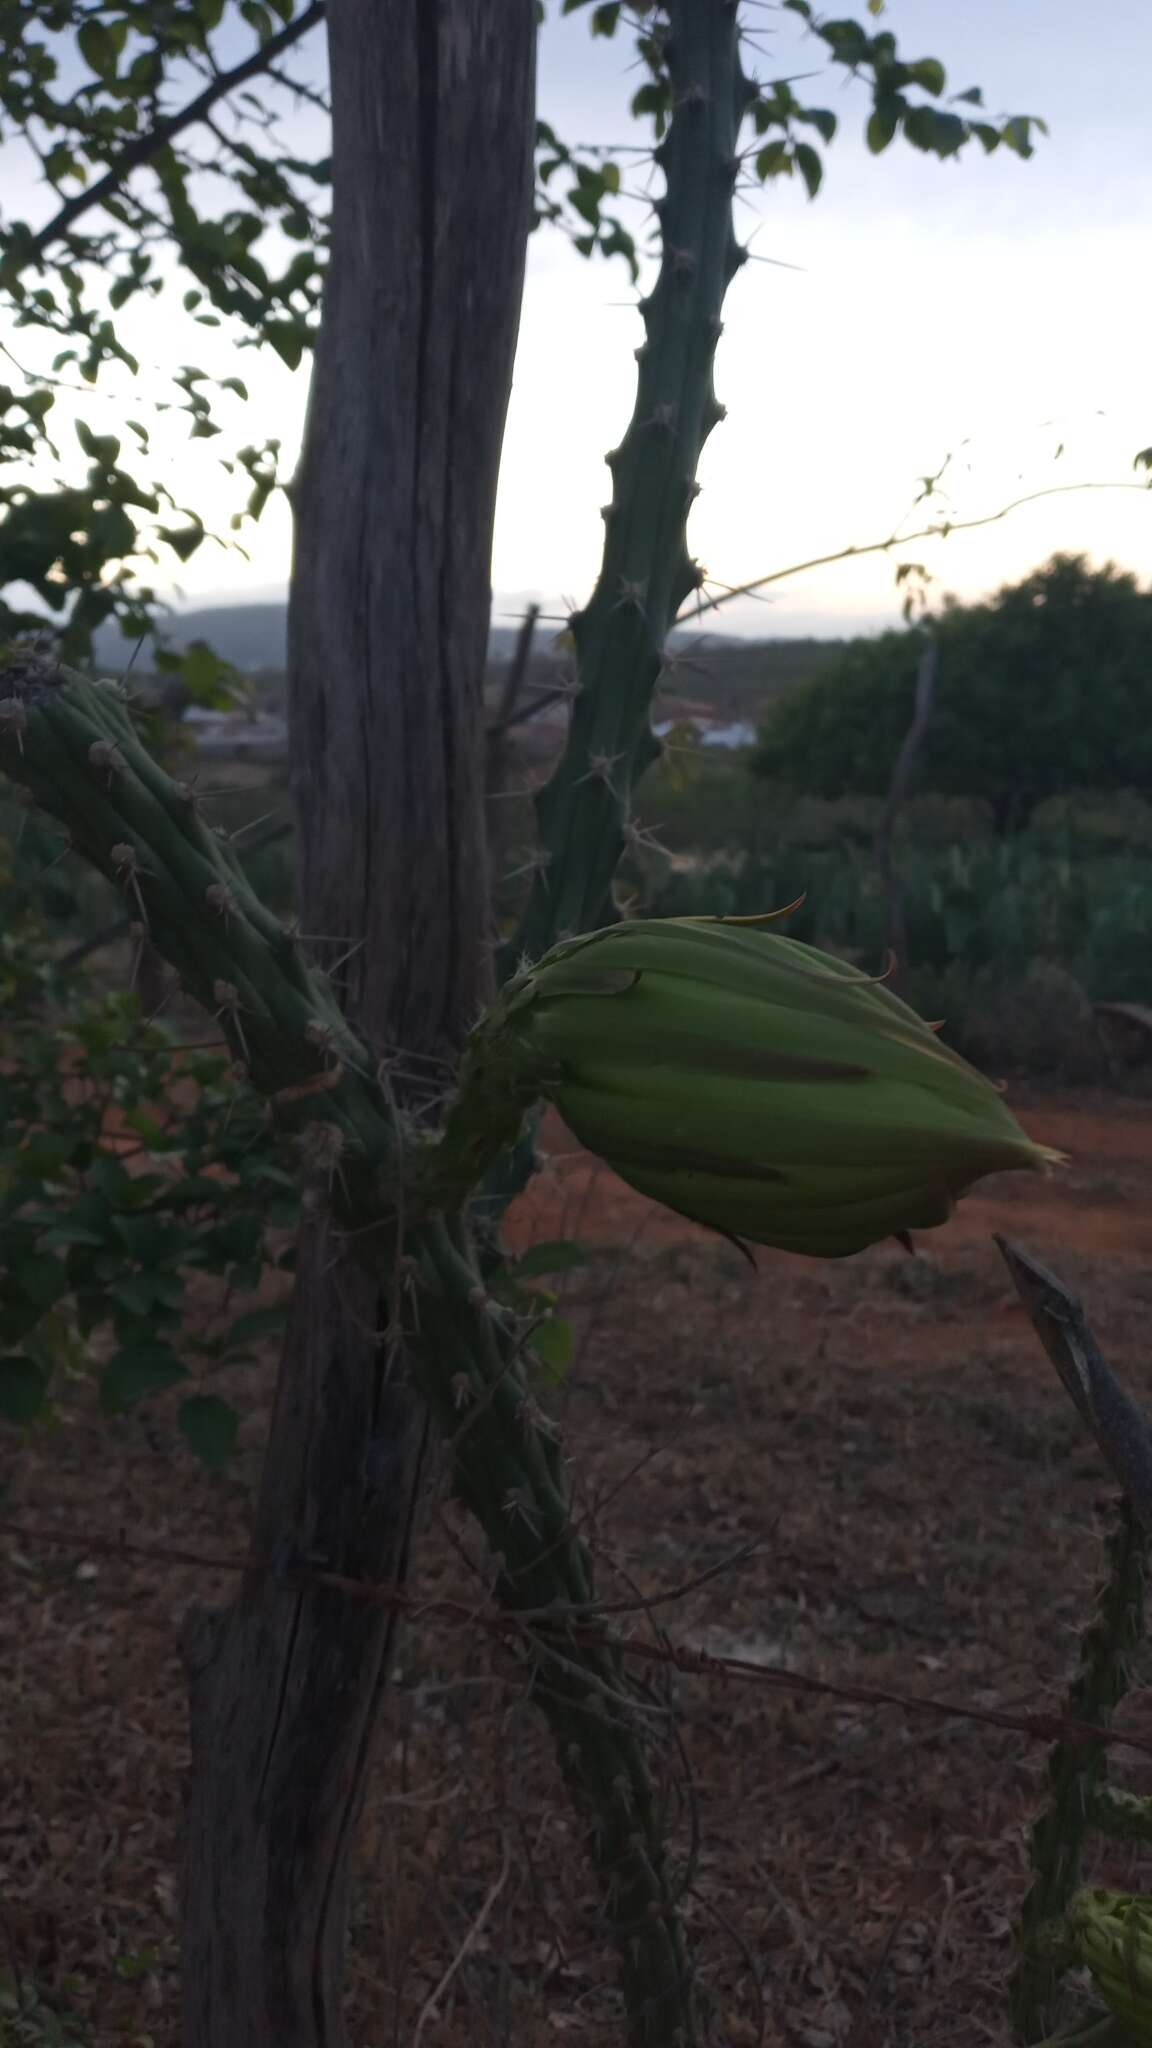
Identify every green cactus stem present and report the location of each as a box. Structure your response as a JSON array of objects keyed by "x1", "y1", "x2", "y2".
[
  {"x1": 1013, "y1": 1498, "x2": 1149, "y2": 2043},
  {"x1": 479, "y1": 0, "x2": 752, "y2": 1255},
  {"x1": 506, "y1": 0, "x2": 753, "y2": 970},
  {"x1": 409, "y1": 1210, "x2": 694, "y2": 2043}
]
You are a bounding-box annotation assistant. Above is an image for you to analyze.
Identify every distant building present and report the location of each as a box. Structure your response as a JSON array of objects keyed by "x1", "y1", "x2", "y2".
[
  {"x1": 183, "y1": 706, "x2": 288, "y2": 759},
  {"x1": 653, "y1": 715, "x2": 757, "y2": 750}
]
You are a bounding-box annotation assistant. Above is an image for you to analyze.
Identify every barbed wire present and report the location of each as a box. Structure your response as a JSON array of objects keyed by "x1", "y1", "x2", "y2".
[{"x1": 3, "y1": 1512, "x2": 1148, "y2": 1762}]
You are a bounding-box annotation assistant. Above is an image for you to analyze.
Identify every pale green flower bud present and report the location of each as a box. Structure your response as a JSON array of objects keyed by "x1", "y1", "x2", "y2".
[{"x1": 460, "y1": 915, "x2": 1057, "y2": 1259}]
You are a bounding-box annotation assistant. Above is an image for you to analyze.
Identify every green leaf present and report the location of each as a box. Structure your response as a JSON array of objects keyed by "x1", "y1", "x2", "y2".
[
  {"x1": 44, "y1": 145, "x2": 82, "y2": 185},
  {"x1": 569, "y1": 177, "x2": 605, "y2": 227},
  {"x1": 16, "y1": 1254, "x2": 71, "y2": 1310},
  {"x1": 178, "y1": 1394, "x2": 238, "y2": 1471},
  {"x1": 907, "y1": 56, "x2": 946, "y2": 96},
  {"x1": 265, "y1": 321, "x2": 305, "y2": 370},
  {"x1": 953, "y1": 86, "x2": 984, "y2": 106},
  {"x1": 158, "y1": 523, "x2": 206, "y2": 562},
  {"x1": 794, "y1": 143, "x2": 823, "y2": 198},
  {"x1": 240, "y1": 0, "x2": 273, "y2": 39},
  {"x1": 532, "y1": 1316, "x2": 573, "y2": 1381},
  {"x1": 903, "y1": 106, "x2": 967, "y2": 157},
  {"x1": 78, "y1": 18, "x2": 117, "y2": 76},
  {"x1": 108, "y1": 1273, "x2": 161, "y2": 1317},
  {"x1": 509, "y1": 1240, "x2": 589, "y2": 1281},
  {"x1": 222, "y1": 1305, "x2": 286, "y2": 1353},
  {"x1": 755, "y1": 140, "x2": 791, "y2": 181},
  {"x1": 867, "y1": 99, "x2": 900, "y2": 153},
  {"x1": 100, "y1": 1341, "x2": 188, "y2": 1414},
  {"x1": 35, "y1": 1224, "x2": 107, "y2": 1250},
  {"x1": 121, "y1": 1108, "x2": 170, "y2": 1147},
  {"x1": 630, "y1": 81, "x2": 668, "y2": 122},
  {"x1": 1000, "y1": 114, "x2": 1043, "y2": 159},
  {"x1": 75, "y1": 419, "x2": 121, "y2": 467},
  {"x1": 0, "y1": 1355, "x2": 49, "y2": 1424}
]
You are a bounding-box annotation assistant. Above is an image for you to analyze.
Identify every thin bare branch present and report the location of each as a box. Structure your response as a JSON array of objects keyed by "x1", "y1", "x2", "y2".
[{"x1": 678, "y1": 481, "x2": 1151, "y2": 625}]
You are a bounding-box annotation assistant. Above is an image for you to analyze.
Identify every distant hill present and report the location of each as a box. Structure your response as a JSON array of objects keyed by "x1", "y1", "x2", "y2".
[
  {"x1": 90, "y1": 600, "x2": 847, "y2": 719},
  {"x1": 91, "y1": 604, "x2": 546, "y2": 674},
  {"x1": 92, "y1": 603, "x2": 290, "y2": 675}
]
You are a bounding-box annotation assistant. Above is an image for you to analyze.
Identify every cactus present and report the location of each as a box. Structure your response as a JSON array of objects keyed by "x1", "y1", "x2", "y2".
[
  {"x1": 506, "y1": 0, "x2": 754, "y2": 969},
  {"x1": 0, "y1": 649, "x2": 1049, "y2": 2044},
  {"x1": 480, "y1": 0, "x2": 753, "y2": 1251},
  {"x1": 1012, "y1": 1499, "x2": 1149, "y2": 2043},
  {"x1": 0, "y1": 645, "x2": 697, "y2": 2045}
]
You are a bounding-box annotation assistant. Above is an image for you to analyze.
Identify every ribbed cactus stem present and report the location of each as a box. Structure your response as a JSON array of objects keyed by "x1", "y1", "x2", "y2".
[
  {"x1": 1013, "y1": 1498, "x2": 1149, "y2": 2042},
  {"x1": 0, "y1": 652, "x2": 400, "y2": 1204},
  {"x1": 410, "y1": 1212, "x2": 696, "y2": 2043},
  {"x1": 507, "y1": 0, "x2": 752, "y2": 967},
  {"x1": 0, "y1": 646, "x2": 699, "y2": 2044}
]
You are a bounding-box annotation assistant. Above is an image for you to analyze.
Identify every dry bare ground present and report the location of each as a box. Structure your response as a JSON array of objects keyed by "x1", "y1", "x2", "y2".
[{"x1": 5, "y1": 1092, "x2": 1152, "y2": 2046}]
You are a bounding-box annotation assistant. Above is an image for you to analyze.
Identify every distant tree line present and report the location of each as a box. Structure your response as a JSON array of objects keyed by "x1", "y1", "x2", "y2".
[{"x1": 753, "y1": 555, "x2": 1152, "y2": 832}]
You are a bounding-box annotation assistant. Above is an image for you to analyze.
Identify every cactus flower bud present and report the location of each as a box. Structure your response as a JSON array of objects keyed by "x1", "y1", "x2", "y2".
[
  {"x1": 1067, "y1": 1888, "x2": 1152, "y2": 2041},
  {"x1": 454, "y1": 915, "x2": 1058, "y2": 1259}
]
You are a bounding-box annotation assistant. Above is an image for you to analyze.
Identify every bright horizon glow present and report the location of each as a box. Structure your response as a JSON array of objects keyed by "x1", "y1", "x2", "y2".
[{"x1": 2, "y1": 1, "x2": 1149, "y2": 641}]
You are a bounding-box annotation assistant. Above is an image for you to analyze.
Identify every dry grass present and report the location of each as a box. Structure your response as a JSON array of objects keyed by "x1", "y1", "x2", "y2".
[{"x1": 5, "y1": 1092, "x2": 1152, "y2": 2045}]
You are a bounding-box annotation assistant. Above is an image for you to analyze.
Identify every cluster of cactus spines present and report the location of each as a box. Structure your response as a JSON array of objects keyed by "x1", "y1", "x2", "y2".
[
  {"x1": 0, "y1": 646, "x2": 698, "y2": 2044},
  {"x1": 507, "y1": 0, "x2": 753, "y2": 970},
  {"x1": 1012, "y1": 1498, "x2": 1150, "y2": 2043}
]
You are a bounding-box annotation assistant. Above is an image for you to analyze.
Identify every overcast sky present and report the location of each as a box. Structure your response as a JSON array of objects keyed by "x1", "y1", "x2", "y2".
[{"x1": 4, "y1": 2, "x2": 1150, "y2": 638}]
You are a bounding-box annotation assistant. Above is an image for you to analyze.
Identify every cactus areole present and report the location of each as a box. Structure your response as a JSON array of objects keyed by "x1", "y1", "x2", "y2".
[{"x1": 446, "y1": 915, "x2": 1058, "y2": 1259}]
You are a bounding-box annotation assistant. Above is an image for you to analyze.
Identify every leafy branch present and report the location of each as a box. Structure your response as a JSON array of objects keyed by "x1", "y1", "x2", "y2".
[{"x1": 6, "y1": 1, "x2": 327, "y2": 274}]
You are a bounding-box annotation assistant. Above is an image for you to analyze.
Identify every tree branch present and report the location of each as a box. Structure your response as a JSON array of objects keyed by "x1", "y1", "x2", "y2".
[
  {"x1": 679, "y1": 481, "x2": 1152, "y2": 626},
  {"x1": 17, "y1": 1, "x2": 327, "y2": 271}
]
